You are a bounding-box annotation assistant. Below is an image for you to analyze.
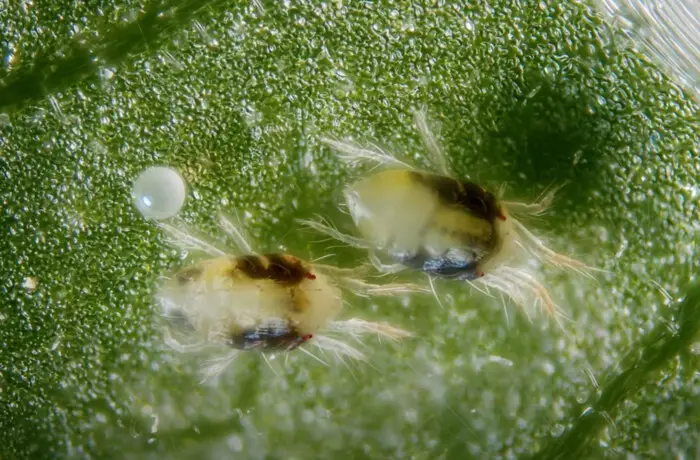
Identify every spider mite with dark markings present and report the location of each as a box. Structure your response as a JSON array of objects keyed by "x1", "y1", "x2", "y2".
[
  {"x1": 156, "y1": 214, "x2": 422, "y2": 380},
  {"x1": 300, "y1": 110, "x2": 598, "y2": 325}
]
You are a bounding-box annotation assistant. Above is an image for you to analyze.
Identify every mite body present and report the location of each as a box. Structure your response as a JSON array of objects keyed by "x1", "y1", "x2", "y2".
[
  {"x1": 302, "y1": 111, "x2": 596, "y2": 323},
  {"x1": 162, "y1": 254, "x2": 336, "y2": 352},
  {"x1": 345, "y1": 169, "x2": 508, "y2": 281},
  {"x1": 156, "y1": 214, "x2": 419, "y2": 378}
]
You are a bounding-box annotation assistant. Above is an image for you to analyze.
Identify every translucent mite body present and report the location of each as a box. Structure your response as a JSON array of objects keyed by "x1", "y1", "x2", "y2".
[
  {"x1": 302, "y1": 111, "x2": 596, "y2": 322},
  {"x1": 156, "y1": 214, "x2": 418, "y2": 378},
  {"x1": 163, "y1": 253, "x2": 335, "y2": 352},
  {"x1": 345, "y1": 169, "x2": 507, "y2": 281}
]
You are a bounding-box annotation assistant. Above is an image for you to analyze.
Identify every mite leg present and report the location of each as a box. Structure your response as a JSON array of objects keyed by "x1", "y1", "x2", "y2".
[
  {"x1": 336, "y1": 276, "x2": 430, "y2": 297},
  {"x1": 311, "y1": 335, "x2": 366, "y2": 361},
  {"x1": 497, "y1": 267, "x2": 570, "y2": 330},
  {"x1": 297, "y1": 216, "x2": 372, "y2": 249},
  {"x1": 163, "y1": 330, "x2": 208, "y2": 353},
  {"x1": 313, "y1": 263, "x2": 371, "y2": 279},
  {"x1": 496, "y1": 267, "x2": 560, "y2": 317},
  {"x1": 159, "y1": 304, "x2": 198, "y2": 334},
  {"x1": 320, "y1": 137, "x2": 414, "y2": 169},
  {"x1": 413, "y1": 109, "x2": 452, "y2": 177},
  {"x1": 218, "y1": 213, "x2": 255, "y2": 254},
  {"x1": 314, "y1": 250, "x2": 405, "y2": 276},
  {"x1": 502, "y1": 200, "x2": 548, "y2": 216},
  {"x1": 326, "y1": 318, "x2": 413, "y2": 341},
  {"x1": 316, "y1": 261, "x2": 425, "y2": 297},
  {"x1": 510, "y1": 218, "x2": 596, "y2": 279},
  {"x1": 158, "y1": 221, "x2": 227, "y2": 257},
  {"x1": 297, "y1": 345, "x2": 332, "y2": 366},
  {"x1": 478, "y1": 272, "x2": 531, "y2": 319},
  {"x1": 479, "y1": 272, "x2": 537, "y2": 324},
  {"x1": 199, "y1": 350, "x2": 241, "y2": 383},
  {"x1": 501, "y1": 183, "x2": 571, "y2": 217},
  {"x1": 427, "y1": 275, "x2": 445, "y2": 310},
  {"x1": 502, "y1": 187, "x2": 560, "y2": 216},
  {"x1": 369, "y1": 252, "x2": 406, "y2": 274},
  {"x1": 313, "y1": 319, "x2": 412, "y2": 370}
]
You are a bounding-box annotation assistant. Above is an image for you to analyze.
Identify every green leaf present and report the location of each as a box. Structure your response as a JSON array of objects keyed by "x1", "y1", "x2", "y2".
[
  {"x1": 1, "y1": 1, "x2": 698, "y2": 459},
  {"x1": 536, "y1": 279, "x2": 700, "y2": 459}
]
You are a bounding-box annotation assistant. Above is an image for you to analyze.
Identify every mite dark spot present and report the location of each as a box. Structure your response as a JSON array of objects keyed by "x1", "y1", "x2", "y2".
[
  {"x1": 266, "y1": 254, "x2": 308, "y2": 285},
  {"x1": 236, "y1": 255, "x2": 268, "y2": 279},
  {"x1": 411, "y1": 172, "x2": 501, "y2": 222},
  {"x1": 237, "y1": 254, "x2": 309, "y2": 285},
  {"x1": 228, "y1": 319, "x2": 306, "y2": 351},
  {"x1": 397, "y1": 250, "x2": 482, "y2": 281},
  {"x1": 175, "y1": 266, "x2": 203, "y2": 285}
]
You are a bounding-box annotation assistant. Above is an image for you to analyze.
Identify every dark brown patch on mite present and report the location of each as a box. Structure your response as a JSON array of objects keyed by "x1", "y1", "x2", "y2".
[
  {"x1": 175, "y1": 265, "x2": 203, "y2": 285},
  {"x1": 236, "y1": 255, "x2": 268, "y2": 279},
  {"x1": 411, "y1": 172, "x2": 501, "y2": 222},
  {"x1": 237, "y1": 254, "x2": 309, "y2": 286}
]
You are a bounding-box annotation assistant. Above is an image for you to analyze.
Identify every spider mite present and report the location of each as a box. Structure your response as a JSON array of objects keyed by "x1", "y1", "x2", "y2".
[
  {"x1": 156, "y1": 213, "x2": 420, "y2": 380},
  {"x1": 300, "y1": 110, "x2": 598, "y2": 326}
]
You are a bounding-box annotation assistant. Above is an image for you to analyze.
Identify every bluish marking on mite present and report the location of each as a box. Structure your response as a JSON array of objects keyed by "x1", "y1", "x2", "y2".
[{"x1": 228, "y1": 319, "x2": 308, "y2": 351}]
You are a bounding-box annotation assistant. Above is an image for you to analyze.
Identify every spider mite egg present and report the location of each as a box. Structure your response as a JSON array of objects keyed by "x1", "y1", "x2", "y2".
[{"x1": 132, "y1": 166, "x2": 186, "y2": 220}]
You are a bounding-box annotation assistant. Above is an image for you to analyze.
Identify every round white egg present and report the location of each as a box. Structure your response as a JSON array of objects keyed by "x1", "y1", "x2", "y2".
[{"x1": 132, "y1": 166, "x2": 186, "y2": 220}]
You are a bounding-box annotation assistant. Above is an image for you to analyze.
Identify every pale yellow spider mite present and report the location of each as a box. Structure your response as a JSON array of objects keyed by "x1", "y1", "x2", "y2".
[
  {"x1": 156, "y1": 214, "x2": 420, "y2": 379},
  {"x1": 301, "y1": 110, "x2": 597, "y2": 325}
]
